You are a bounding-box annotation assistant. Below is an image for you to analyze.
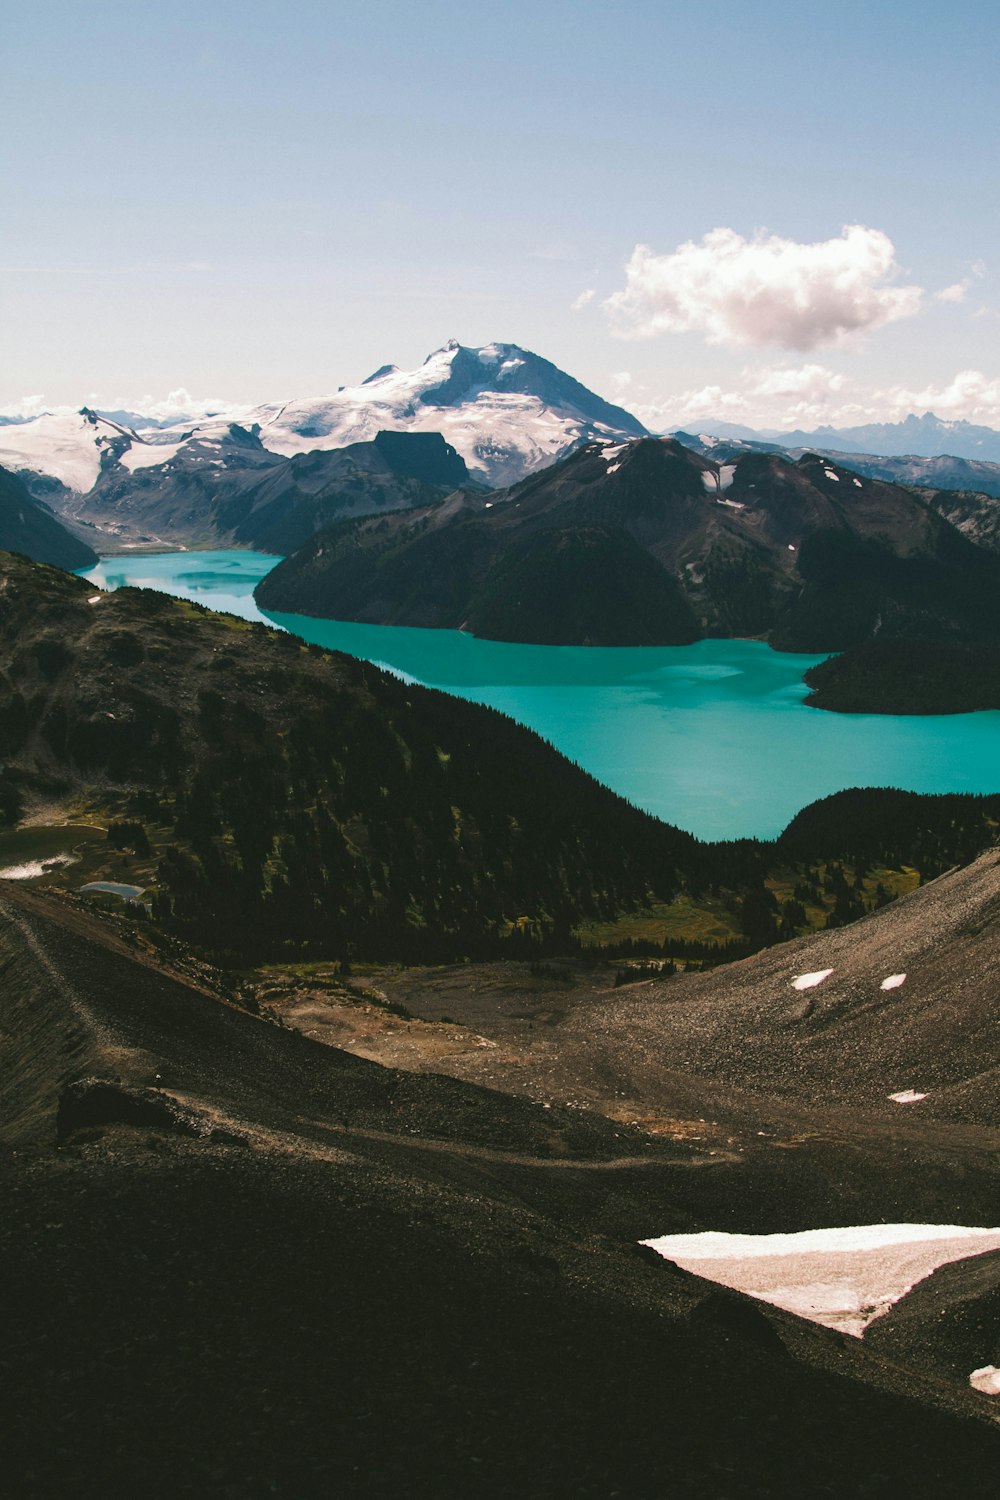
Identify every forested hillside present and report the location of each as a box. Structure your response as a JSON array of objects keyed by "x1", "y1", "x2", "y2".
[{"x1": 4, "y1": 552, "x2": 999, "y2": 964}]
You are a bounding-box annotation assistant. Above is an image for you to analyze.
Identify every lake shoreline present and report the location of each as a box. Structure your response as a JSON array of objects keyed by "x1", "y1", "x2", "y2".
[{"x1": 78, "y1": 551, "x2": 1000, "y2": 842}]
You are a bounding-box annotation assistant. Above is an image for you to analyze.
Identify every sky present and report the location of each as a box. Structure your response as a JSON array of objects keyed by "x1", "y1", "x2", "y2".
[{"x1": 4, "y1": 0, "x2": 1000, "y2": 430}]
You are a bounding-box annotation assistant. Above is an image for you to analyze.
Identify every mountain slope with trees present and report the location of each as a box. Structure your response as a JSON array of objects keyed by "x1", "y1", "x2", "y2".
[
  {"x1": 0, "y1": 550, "x2": 702, "y2": 960},
  {"x1": 5, "y1": 552, "x2": 1000, "y2": 964},
  {"x1": 0, "y1": 466, "x2": 97, "y2": 570}
]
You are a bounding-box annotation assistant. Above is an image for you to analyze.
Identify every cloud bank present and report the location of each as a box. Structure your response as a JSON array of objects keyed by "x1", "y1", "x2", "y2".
[
  {"x1": 634, "y1": 364, "x2": 1000, "y2": 433},
  {"x1": 604, "y1": 226, "x2": 922, "y2": 351}
]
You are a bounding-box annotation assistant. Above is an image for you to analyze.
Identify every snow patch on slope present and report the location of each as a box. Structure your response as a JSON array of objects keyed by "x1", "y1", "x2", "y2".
[
  {"x1": 640, "y1": 1224, "x2": 1000, "y2": 1336},
  {"x1": 792, "y1": 968, "x2": 834, "y2": 990}
]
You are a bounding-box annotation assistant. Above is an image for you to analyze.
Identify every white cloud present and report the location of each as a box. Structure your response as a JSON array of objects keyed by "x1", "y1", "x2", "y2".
[
  {"x1": 0, "y1": 388, "x2": 242, "y2": 425},
  {"x1": 883, "y1": 369, "x2": 1000, "y2": 422},
  {"x1": 571, "y1": 287, "x2": 596, "y2": 311},
  {"x1": 0, "y1": 394, "x2": 52, "y2": 420},
  {"x1": 749, "y1": 364, "x2": 847, "y2": 401},
  {"x1": 936, "y1": 280, "x2": 970, "y2": 303},
  {"x1": 604, "y1": 225, "x2": 923, "y2": 352},
  {"x1": 634, "y1": 364, "x2": 1000, "y2": 433},
  {"x1": 104, "y1": 388, "x2": 237, "y2": 421}
]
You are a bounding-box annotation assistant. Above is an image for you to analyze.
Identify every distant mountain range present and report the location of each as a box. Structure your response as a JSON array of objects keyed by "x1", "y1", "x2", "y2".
[{"x1": 686, "y1": 411, "x2": 1000, "y2": 463}]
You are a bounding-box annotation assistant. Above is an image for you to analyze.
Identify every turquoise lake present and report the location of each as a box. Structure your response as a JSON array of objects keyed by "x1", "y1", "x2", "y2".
[{"x1": 82, "y1": 550, "x2": 1000, "y2": 842}]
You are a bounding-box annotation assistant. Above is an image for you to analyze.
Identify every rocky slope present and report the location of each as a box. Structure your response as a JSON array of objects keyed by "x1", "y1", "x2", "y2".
[
  {"x1": 4, "y1": 877, "x2": 1000, "y2": 1498},
  {"x1": 548, "y1": 846, "x2": 1000, "y2": 1128}
]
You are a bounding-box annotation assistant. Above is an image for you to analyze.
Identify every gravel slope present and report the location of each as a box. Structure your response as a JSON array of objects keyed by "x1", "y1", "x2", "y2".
[{"x1": 5, "y1": 880, "x2": 1000, "y2": 1498}]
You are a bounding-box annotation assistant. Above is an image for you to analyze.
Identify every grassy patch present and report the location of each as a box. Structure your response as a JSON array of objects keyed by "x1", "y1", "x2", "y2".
[{"x1": 575, "y1": 895, "x2": 742, "y2": 950}]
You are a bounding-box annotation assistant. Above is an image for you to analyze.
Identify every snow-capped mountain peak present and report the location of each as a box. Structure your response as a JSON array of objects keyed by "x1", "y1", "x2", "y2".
[
  {"x1": 245, "y1": 341, "x2": 647, "y2": 486},
  {"x1": 0, "y1": 342, "x2": 648, "y2": 493}
]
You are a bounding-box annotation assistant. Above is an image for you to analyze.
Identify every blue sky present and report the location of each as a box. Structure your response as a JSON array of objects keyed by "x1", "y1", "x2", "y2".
[{"x1": 4, "y1": 0, "x2": 999, "y2": 428}]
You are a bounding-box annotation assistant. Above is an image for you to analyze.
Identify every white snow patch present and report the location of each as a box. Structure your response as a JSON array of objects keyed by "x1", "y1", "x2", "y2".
[
  {"x1": 87, "y1": 595, "x2": 102, "y2": 605},
  {"x1": 889, "y1": 1090, "x2": 927, "y2": 1104},
  {"x1": 788, "y1": 543, "x2": 796, "y2": 550},
  {"x1": 823, "y1": 468, "x2": 840, "y2": 481},
  {"x1": 0, "y1": 411, "x2": 130, "y2": 493},
  {"x1": 118, "y1": 438, "x2": 187, "y2": 472},
  {"x1": 880, "y1": 973, "x2": 907, "y2": 990},
  {"x1": 640, "y1": 1224, "x2": 1000, "y2": 1336},
  {"x1": 792, "y1": 968, "x2": 833, "y2": 990},
  {"x1": 970, "y1": 1365, "x2": 1000, "y2": 1395},
  {"x1": 853, "y1": 477, "x2": 863, "y2": 487},
  {"x1": 700, "y1": 470, "x2": 718, "y2": 493},
  {"x1": 717, "y1": 463, "x2": 737, "y2": 493}
]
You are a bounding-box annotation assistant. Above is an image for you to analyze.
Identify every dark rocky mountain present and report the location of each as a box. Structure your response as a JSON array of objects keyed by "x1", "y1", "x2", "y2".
[
  {"x1": 0, "y1": 465, "x2": 97, "y2": 570},
  {"x1": 680, "y1": 433, "x2": 1000, "y2": 547},
  {"x1": 679, "y1": 429, "x2": 1000, "y2": 493},
  {"x1": 255, "y1": 436, "x2": 1000, "y2": 652},
  {"x1": 60, "y1": 426, "x2": 474, "y2": 552}
]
